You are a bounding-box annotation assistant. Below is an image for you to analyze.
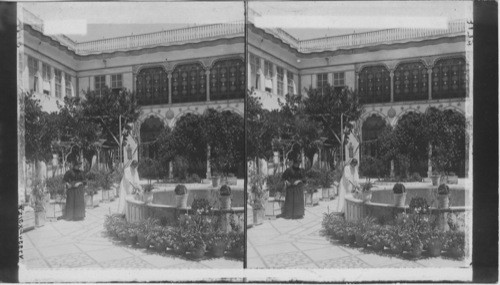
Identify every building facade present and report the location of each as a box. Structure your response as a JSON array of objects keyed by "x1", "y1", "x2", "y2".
[
  {"x1": 248, "y1": 9, "x2": 470, "y2": 177},
  {"x1": 18, "y1": 8, "x2": 245, "y2": 180}
]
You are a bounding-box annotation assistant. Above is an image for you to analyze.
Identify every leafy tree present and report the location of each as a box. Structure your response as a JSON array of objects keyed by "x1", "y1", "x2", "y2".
[
  {"x1": 24, "y1": 92, "x2": 57, "y2": 163},
  {"x1": 246, "y1": 92, "x2": 277, "y2": 163}
]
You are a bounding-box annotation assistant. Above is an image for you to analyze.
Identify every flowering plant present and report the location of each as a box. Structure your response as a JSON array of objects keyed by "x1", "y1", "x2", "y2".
[
  {"x1": 191, "y1": 197, "x2": 212, "y2": 214},
  {"x1": 409, "y1": 197, "x2": 430, "y2": 214},
  {"x1": 437, "y1": 183, "x2": 450, "y2": 195},
  {"x1": 219, "y1": 185, "x2": 231, "y2": 196}
]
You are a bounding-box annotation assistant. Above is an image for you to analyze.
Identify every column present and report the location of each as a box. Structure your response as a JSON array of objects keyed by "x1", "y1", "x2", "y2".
[
  {"x1": 206, "y1": 144, "x2": 212, "y2": 179},
  {"x1": 167, "y1": 72, "x2": 172, "y2": 104},
  {"x1": 169, "y1": 161, "x2": 173, "y2": 179},
  {"x1": 205, "y1": 70, "x2": 210, "y2": 102},
  {"x1": 297, "y1": 74, "x2": 301, "y2": 95},
  {"x1": 247, "y1": 58, "x2": 252, "y2": 91},
  {"x1": 61, "y1": 72, "x2": 66, "y2": 98},
  {"x1": 50, "y1": 66, "x2": 55, "y2": 97},
  {"x1": 355, "y1": 72, "x2": 359, "y2": 91},
  {"x1": 427, "y1": 142, "x2": 433, "y2": 178},
  {"x1": 259, "y1": 58, "x2": 265, "y2": 91},
  {"x1": 327, "y1": 73, "x2": 333, "y2": 86},
  {"x1": 389, "y1": 71, "x2": 394, "y2": 103},
  {"x1": 283, "y1": 70, "x2": 288, "y2": 95},
  {"x1": 427, "y1": 68, "x2": 433, "y2": 100},
  {"x1": 272, "y1": 63, "x2": 277, "y2": 94},
  {"x1": 132, "y1": 72, "x2": 136, "y2": 96}
]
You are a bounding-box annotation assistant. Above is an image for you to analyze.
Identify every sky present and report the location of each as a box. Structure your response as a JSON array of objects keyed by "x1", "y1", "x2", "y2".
[
  {"x1": 250, "y1": 1, "x2": 472, "y2": 40},
  {"x1": 21, "y1": 2, "x2": 244, "y2": 42}
]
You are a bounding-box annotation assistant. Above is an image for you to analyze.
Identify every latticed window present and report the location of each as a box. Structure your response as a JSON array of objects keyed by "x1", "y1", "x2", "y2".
[
  {"x1": 210, "y1": 58, "x2": 245, "y2": 101},
  {"x1": 333, "y1": 72, "x2": 345, "y2": 94},
  {"x1": 249, "y1": 53, "x2": 261, "y2": 90},
  {"x1": 111, "y1": 74, "x2": 122, "y2": 90},
  {"x1": 65, "y1": 73, "x2": 72, "y2": 97},
  {"x1": 287, "y1": 71, "x2": 294, "y2": 95},
  {"x1": 358, "y1": 65, "x2": 391, "y2": 104},
  {"x1": 361, "y1": 114, "x2": 387, "y2": 158},
  {"x1": 172, "y1": 63, "x2": 206, "y2": 103},
  {"x1": 264, "y1": 60, "x2": 273, "y2": 78},
  {"x1": 42, "y1": 63, "x2": 51, "y2": 95},
  {"x1": 94, "y1": 75, "x2": 106, "y2": 96},
  {"x1": 393, "y1": 61, "x2": 428, "y2": 102},
  {"x1": 136, "y1": 66, "x2": 168, "y2": 105},
  {"x1": 54, "y1": 69, "x2": 62, "y2": 99},
  {"x1": 432, "y1": 57, "x2": 466, "y2": 99},
  {"x1": 277, "y1": 66, "x2": 284, "y2": 96},
  {"x1": 28, "y1": 56, "x2": 39, "y2": 92},
  {"x1": 317, "y1": 73, "x2": 328, "y2": 94}
]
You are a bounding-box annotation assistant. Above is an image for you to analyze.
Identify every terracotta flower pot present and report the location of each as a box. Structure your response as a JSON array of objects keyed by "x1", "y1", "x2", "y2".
[
  {"x1": 437, "y1": 194, "x2": 449, "y2": 209},
  {"x1": 212, "y1": 177, "x2": 220, "y2": 187},
  {"x1": 175, "y1": 194, "x2": 188, "y2": 209},
  {"x1": 210, "y1": 243, "x2": 226, "y2": 257},
  {"x1": 355, "y1": 233, "x2": 367, "y2": 247},
  {"x1": 190, "y1": 245, "x2": 206, "y2": 259},
  {"x1": 431, "y1": 175, "x2": 441, "y2": 186},
  {"x1": 410, "y1": 243, "x2": 423, "y2": 258},
  {"x1": 427, "y1": 240, "x2": 442, "y2": 257},
  {"x1": 393, "y1": 193, "x2": 406, "y2": 207},
  {"x1": 220, "y1": 195, "x2": 231, "y2": 210}
]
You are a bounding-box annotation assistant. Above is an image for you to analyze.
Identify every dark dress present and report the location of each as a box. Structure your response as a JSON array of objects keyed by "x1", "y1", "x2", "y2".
[
  {"x1": 281, "y1": 166, "x2": 305, "y2": 219},
  {"x1": 63, "y1": 169, "x2": 86, "y2": 221}
]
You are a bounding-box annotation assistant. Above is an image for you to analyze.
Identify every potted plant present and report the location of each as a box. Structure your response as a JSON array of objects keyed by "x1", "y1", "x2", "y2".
[
  {"x1": 85, "y1": 171, "x2": 100, "y2": 208},
  {"x1": 305, "y1": 168, "x2": 321, "y2": 207},
  {"x1": 319, "y1": 168, "x2": 334, "y2": 201},
  {"x1": 446, "y1": 172, "x2": 459, "y2": 184},
  {"x1": 137, "y1": 158, "x2": 159, "y2": 204},
  {"x1": 142, "y1": 184, "x2": 154, "y2": 204},
  {"x1": 392, "y1": 182, "x2": 406, "y2": 207},
  {"x1": 426, "y1": 230, "x2": 445, "y2": 257},
  {"x1": 445, "y1": 230, "x2": 465, "y2": 259},
  {"x1": 430, "y1": 170, "x2": 441, "y2": 186},
  {"x1": 45, "y1": 175, "x2": 66, "y2": 220},
  {"x1": 211, "y1": 173, "x2": 220, "y2": 188},
  {"x1": 207, "y1": 231, "x2": 228, "y2": 258},
  {"x1": 265, "y1": 173, "x2": 285, "y2": 217},
  {"x1": 219, "y1": 185, "x2": 232, "y2": 210},
  {"x1": 437, "y1": 183, "x2": 450, "y2": 209},
  {"x1": 359, "y1": 179, "x2": 375, "y2": 203},
  {"x1": 174, "y1": 184, "x2": 188, "y2": 209},
  {"x1": 31, "y1": 178, "x2": 48, "y2": 227},
  {"x1": 100, "y1": 172, "x2": 115, "y2": 202}
]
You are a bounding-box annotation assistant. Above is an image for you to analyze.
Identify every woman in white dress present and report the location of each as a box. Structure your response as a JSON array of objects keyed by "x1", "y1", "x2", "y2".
[
  {"x1": 336, "y1": 158, "x2": 360, "y2": 214},
  {"x1": 117, "y1": 160, "x2": 141, "y2": 215}
]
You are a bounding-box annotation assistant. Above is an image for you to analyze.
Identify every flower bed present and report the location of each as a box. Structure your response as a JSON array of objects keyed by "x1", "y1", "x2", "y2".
[
  {"x1": 321, "y1": 209, "x2": 467, "y2": 260},
  {"x1": 104, "y1": 210, "x2": 244, "y2": 261}
]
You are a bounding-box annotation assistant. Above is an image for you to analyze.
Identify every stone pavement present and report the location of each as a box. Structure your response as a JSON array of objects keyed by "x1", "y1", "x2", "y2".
[
  {"x1": 247, "y1": 197, "x2": 468, "y2": 269},
  {"x1": 20, "y1": 199, "x2": 242, "y2": 270}
]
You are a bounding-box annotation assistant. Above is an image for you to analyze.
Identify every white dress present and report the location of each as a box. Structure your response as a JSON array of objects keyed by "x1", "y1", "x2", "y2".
[
  {"x1": 336, "y1": 165, "x2": 359, "y2": 213},
  {"x1": 117, "y1": 167, "x2": 140, "y2": 214}
]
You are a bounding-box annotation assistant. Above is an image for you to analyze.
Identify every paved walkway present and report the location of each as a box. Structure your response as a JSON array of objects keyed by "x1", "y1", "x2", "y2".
[
  {"x1": 20, "y1": 198, "x2": 242, "y2": 269},
  {"x1": 247, "y1": 197, "x2": 468, "y2": 269}
]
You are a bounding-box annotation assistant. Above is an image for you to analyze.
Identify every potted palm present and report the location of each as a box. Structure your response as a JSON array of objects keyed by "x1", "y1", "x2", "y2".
[
  {"x1": 392, "y1": 182, "x2": 406, "y2": 207},
  {"x1": 219, "y1": 185, "x2": 232, "y2": 210},
  {"x1": 437, "y1": 183, "x2": 450, "y2": 209},
  {"x1": 359, "y1": 179, "x2": 375, "y2": 203},
  {"x1": 174, "y1": 184, "x2": 188, "y2": 209}
]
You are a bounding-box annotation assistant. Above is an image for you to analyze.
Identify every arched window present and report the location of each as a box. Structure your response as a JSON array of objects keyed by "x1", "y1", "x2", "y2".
[
  {"x1": 361, "y1": 114, "x2": 386, "y2": 157},
  {"x1": 136, "y1": 67, "x2": 168, "y2": 106},
  {"x1": 394, "y1": 61, "x2": 428, "y2": 102},
  {"x1": 140, "y1": 116, "x2": 164, "y2": 160},
  {"x1": 432, "y1": 57, "x2": 466, "y2": 99},
  {"x1": 171, "y1": 63, "x2": 206, "y2": 103},
  {"x1": 358, "y1": 65, "x2": 391, "y2": 104},
  {"x1": 210, "y1": 58, "x2": 245, "y2": 101}
]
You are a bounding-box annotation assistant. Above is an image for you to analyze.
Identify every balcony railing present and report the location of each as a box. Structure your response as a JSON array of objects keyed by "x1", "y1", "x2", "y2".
[
  {"x1": 249, "y1": 8, "x2": 466, "y2": 53},
  {"x1": 21, "y1": 7, "x2": 244, "y2": 55}
]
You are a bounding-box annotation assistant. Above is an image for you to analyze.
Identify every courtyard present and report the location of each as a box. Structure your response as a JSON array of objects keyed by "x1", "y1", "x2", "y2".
[
  {"x1": 20, "y1": 194, "x2": 242, "y2": 270},
  {"x1": 247, "y1": 194, "x2": 468, "y2": 269}
]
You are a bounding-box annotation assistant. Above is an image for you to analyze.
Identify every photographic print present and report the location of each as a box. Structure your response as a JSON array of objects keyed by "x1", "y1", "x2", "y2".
[
  {"x1": 18, "y1": 2, "x2": 245, "y2": 282},
  {"x1": 246, "y1": 0, "x2": 472, "y2": 280}
]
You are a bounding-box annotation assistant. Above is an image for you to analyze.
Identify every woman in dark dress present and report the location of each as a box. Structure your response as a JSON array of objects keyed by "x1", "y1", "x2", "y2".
[
  {"x1": 63, "y1": 160, "x2": 86, "y2": 221},
  {"x1": 281, "y1": 155, "x2": 306, "y2": 219}
]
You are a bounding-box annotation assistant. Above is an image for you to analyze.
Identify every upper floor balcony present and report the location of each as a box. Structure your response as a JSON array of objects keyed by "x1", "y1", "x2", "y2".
[
  {"x1": 248, "y1": 8, "x2": 466, "y2": 53},
  {"x1": 20, "y1": 8, "x2": 244, "y2": 55}
]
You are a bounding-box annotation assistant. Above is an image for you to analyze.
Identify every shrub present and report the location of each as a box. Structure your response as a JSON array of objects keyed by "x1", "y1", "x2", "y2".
[
  {"x1": 174, "y1": 184, "x2": 187, "y2": 195},
  {"x1": 392, "y1": 182, "x2": 406, "y2": 194},
  {"x1": 173, "y1": 156, "x2": 189, "y2": 180},
  {"x1": 266, "y1": 173, "x2": 284, "y2": 197},
  {"x1": 318, "y1": 168, "x2": 334, "y2": 188},
  {"x1": 191, "y1": 197, "x2": 212, "y2": 214},
  {"x1": 219, "y1": 185, "x2": 231, "y2": 196},
  {"x1": 437, "y1": 183, "x2": 450, "y2": 195},
  {"x1": 45, "y1": 175, "x2": 65, "y2": 199},
  {"x1": 305, "y1": 168, "x2": 322, "y2": 194},
  {"x1": 409, "y1": 197, "x2": 430, "y2": 214}
]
